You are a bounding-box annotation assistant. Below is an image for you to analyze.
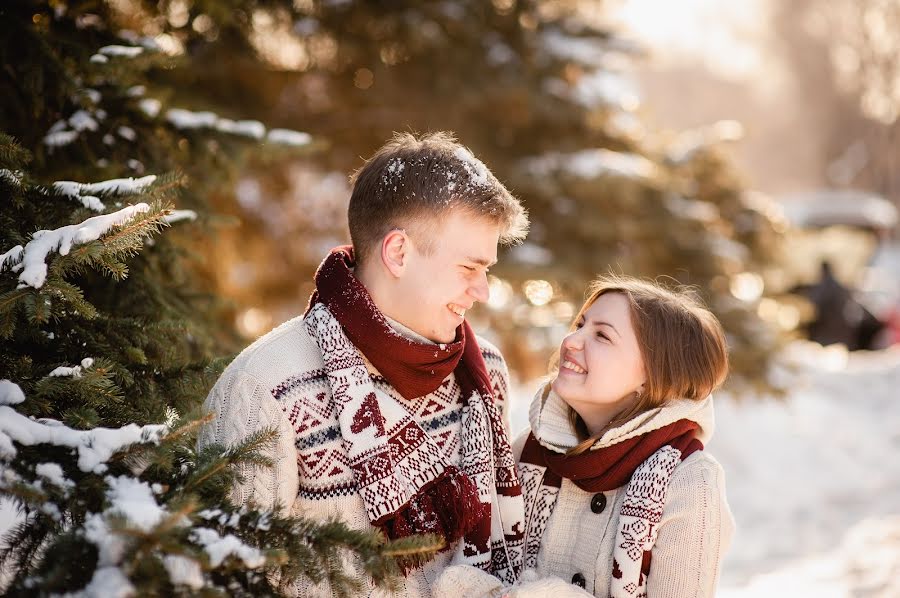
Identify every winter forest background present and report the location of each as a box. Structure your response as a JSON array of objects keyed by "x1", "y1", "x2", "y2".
[{"x1": 2, "y1": 0, "x2": 900, "y2": 596}]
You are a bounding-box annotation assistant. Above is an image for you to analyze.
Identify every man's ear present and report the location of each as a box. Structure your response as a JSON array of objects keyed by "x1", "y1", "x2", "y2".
[{"x1": 381, "y1": 229, "x2": 408, "y2": 278}]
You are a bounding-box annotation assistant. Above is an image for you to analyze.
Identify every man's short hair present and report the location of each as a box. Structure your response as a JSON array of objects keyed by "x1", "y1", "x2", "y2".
[{"x1": 348, "y1": 131, "x2": 528, "y2": 264}]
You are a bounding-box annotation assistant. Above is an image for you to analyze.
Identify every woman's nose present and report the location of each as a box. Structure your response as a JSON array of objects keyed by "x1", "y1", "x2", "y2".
[{"x1": 562, "y1": 331, "x2": 584, "y2": 351}]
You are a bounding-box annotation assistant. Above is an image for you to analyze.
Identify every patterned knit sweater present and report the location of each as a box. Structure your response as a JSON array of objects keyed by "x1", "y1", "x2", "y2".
[
  {"x1": 512, "y1": 388, "x2": 734, "y2": 598},
  {"x1": 198, "y1": 313, "x2": 512, "y2": 597}
]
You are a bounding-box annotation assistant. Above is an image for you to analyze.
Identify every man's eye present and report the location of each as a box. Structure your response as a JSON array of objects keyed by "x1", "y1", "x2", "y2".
[{"x1": 462, "y1": 265, "x2": 476, "y2": 272}]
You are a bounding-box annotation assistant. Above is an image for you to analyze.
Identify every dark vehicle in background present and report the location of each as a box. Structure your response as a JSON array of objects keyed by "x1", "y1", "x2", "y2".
[{"x1": 776, "y1": 189, "x2": 899, "y2": 349}]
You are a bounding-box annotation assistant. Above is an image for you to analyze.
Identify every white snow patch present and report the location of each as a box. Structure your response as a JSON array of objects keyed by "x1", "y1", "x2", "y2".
[
  {"x1": 0, "y1": 405, "x2": 166, "y2": 472},
  {"x1": 453, "y1": 147, "x2": 491, "y2": 187},
  {"x1": 48, "y1": 358, "x2": 93, "y2": 378},
  {"x1": 73, "y1": 565, "x2": 135, "y2": 598},
  {"x1": 99, "y1": 45, "x2": 143, "y2": 58},
  {"x1": 35, "y1": 462, "x2": 74, "y2": 490},
  {"x1": 161, "y1": 209, "x2": 197, "y2": 225},
  {"x1": 163, "y1": 555, "x2": 204, "y2": 589},
  {"x1": 524, "y1": 149, "x2": 658, "y2": 181},
  {"x1": 1, "y1": 203, "x2": 151, "y2": 289},
  {"x1": 105, "y1": 476, "x2": 167, "y2": 531},
  {"x1": 48, "y1": 365, "x2": 82, "y2": 378},
  {"x1": 267, "y1": 128, "x2": 312, "y2": 146},
  {"x1": 44, "y1": 129, "x2": 79, "y2": 147},
  {"x1": 138, "y1": 98, "x2": 161, "y2": 118},
  {"x1": 191, "y1": 527, "x2": 265, "y2": 568},
  {"x1": 69, "y1": 110, "x2": 98, "y2": 132},
  {"x1": 80, "y1": 89, "x2": 101, "y2": 104},
  {"x1": 165, "y1": 108, "x2": 218, "y2": 129},
  {"x1": 215, "y1": 118, "x2": 266, "y2": 139},
  {"x1": 0, "y1": 380, "x2": 25, "y2": 405},
  {"x1": 117, "y1": 126, "x2": 136, "y2": 141}
]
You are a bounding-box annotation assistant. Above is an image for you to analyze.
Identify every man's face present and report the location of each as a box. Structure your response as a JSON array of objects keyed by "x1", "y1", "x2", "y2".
[{"x1": 393, "y1": 210, "x2": 499, "y2": 343}]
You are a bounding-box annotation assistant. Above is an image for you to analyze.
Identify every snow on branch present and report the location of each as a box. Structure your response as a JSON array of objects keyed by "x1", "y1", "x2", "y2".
[
  {"x1": 166, "y1": 108, "x2": 266, "y2": 140},
  {"x1": 90, "y1": 44, "x2": 145, "y2": 64},
  {"x1": 153, "y1": 107, "x2": 310, "y2": 146},
  {"x1": 191, "y1": 527, "x2": 266, "y2": 568},
  {"x1": 161, "y1": 209, "x2": 197, "y2": 225},
  {"x1": 53, "y1": 175, "x2": 156, "y2": 212},
  {"x1": 266, "y1": 128, "x2": 312, "y2": 146},
  {"x1": 0, "y1": 203, "x2": 151, "y2": 289},
  {"x1": 0, "y1": 379, "x2": 25, "y2": 405},
  {"x1": 48, "y1": 357, "x2": 95, "y2": 378},
  {"x1": 0, "y1": 385, "x2": 167, "y2": 472},
  {"x1": 523, "y1": 148, "x2": 659, "y2": 181}
]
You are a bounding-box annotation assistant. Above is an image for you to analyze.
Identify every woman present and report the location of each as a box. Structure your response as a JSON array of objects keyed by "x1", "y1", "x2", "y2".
[
  {"x1": 433, "y1": 275, "x2": 733, "y2": 598},
  {"x1": 514, "y1": 275, "x2": 734, "y2": 597}
]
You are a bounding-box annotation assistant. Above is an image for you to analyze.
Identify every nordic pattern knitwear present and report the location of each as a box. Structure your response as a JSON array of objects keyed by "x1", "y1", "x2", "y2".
[
  {"x1": 513, "y1": 386, "x2": 734, "y2": 597},
  {"x1": 304, "y1": 303, "x2": 525, "y2": 580},
  {"x1": 199, "y1": 319, "x2": 522, "y2": 593}
]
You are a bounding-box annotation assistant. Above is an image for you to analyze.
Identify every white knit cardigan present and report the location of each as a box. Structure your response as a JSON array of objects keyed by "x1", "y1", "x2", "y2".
[
  {"x1": 198, "y1": 314, "x2": 513, "y2": 597},
  {"x1": 510, "y1": 388, "x2": 735, "y2": 598}
]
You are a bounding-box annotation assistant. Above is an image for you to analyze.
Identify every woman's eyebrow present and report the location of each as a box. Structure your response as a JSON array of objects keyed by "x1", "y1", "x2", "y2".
[{"x1": 590, "y1": 320, "x2": 620, "y2": 337}]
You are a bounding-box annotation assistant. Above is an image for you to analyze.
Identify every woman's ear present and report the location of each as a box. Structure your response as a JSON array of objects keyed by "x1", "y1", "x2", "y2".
[{"x1": 381, "y1": 229, "x2": 408, "y2": 278}]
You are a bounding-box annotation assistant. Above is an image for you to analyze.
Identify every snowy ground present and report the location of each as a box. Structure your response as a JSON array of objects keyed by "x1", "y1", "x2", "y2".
[{"x1": 510, "y1": 341, "x2": 900, "y2": 597}]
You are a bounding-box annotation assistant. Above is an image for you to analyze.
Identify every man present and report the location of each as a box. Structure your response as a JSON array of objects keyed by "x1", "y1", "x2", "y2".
[{"x1": 200, "y1": 132, "x2": 529, "y2": 595}]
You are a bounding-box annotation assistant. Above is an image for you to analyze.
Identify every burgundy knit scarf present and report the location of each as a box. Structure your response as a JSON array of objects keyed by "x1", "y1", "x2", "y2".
[
  {"x1": 304, "y1": 246, "x2": 524, "y2": 582},
  {"x1": 519, "y1": 418, "x2": 703, "y2": 493}
]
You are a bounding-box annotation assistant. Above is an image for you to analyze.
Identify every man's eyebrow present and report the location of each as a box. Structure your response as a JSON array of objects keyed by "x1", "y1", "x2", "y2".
[
  {"x1": 467, "y1": 256, "x2": 497, "y2": 267},
  {"x1": 591, "y1": 320, "x2": 620, "y2": 337}
]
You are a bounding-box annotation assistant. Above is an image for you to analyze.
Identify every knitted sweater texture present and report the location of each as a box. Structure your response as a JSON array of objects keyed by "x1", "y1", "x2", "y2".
[
  {"x1": 198, "y1": 314, "x2": 512, "y2": 597},
  {"x1": 512, "y1": 388, "x2": 735, "y2": 598}
]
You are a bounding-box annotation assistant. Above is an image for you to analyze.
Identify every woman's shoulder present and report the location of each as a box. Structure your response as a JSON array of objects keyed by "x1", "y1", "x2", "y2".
[{"x1": 667, "y1": 450, "x2": 727, "y2": 492}]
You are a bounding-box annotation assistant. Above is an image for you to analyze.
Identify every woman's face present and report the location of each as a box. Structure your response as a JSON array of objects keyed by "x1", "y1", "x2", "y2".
[{"x1": 551, "y1": 292, "x2": 646, "y2": 413}]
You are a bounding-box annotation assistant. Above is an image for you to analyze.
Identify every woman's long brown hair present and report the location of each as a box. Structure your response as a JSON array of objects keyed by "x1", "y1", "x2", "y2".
[{"x1": 556, "y1": 275, "x2": 730, "y2": 455}]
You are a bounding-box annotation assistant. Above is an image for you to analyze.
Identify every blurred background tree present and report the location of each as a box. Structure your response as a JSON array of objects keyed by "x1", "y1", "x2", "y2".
[{"x1": 122, "y1": 0, "x2": 785, "y2": 390}]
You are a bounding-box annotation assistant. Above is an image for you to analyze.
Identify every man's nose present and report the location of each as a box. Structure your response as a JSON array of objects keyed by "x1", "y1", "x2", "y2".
[{"x1": 468, "y1": 271, "x2": 490, "y2": 304}]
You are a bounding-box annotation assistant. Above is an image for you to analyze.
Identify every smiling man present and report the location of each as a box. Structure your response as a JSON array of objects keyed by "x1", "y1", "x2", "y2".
[{"x1": 200, "y1": 132, "x2": 529, "y2": 596}]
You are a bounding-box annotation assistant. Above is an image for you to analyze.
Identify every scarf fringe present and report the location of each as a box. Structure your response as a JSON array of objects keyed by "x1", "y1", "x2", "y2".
[{"x1": 376, "y1": 466, "x2": 484, "y2": 548}]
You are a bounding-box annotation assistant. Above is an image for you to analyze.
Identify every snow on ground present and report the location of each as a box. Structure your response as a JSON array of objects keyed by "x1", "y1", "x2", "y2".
[{"x1": 510, "y1": 341, "x2": 900, "y2": 597}]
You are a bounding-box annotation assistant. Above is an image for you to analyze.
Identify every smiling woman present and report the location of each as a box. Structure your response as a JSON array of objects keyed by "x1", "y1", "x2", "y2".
[{"x1": 511, "y1": 274, "x2": 733, "y2": 597}]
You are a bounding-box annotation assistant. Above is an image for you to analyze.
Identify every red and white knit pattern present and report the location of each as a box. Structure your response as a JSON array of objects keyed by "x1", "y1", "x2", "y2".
[
  {"x1": 302, "y1": 303, "x2": 525, "y2": 584},
  {"x1": 518, "y1": 445, "x2": 685, "y2": 598},
  {"x1": 306, "y1": 303, "x2": 457, "y2": 523},
  {"x1": 611, "y1": 445, "x2": 683, "y2": 598}
]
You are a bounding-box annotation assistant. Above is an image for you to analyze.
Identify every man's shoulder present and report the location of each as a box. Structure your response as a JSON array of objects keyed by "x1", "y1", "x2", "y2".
[
  {"x1": 475, "y1": 334, "x2": 507, "y2": 371},
  {"x1": 222, "y1": 313, "x2": 324, "y2": 385}
]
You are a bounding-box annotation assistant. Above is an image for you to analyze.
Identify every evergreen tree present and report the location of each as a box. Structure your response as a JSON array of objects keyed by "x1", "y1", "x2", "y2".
[
  {"x1": 0, "y1": 1, "x2": 438, "y2": 595},
  {"x1": 148, "y1": 0, "x2": 786, "y2": 388}
]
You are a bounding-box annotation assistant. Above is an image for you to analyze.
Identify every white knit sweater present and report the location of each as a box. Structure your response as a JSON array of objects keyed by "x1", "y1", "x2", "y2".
[
  {"x1": 198, "y1": 313, "x2": 512, "y2": 597},
  {"x1": 511, "y1": 388, "x2": 735, "y2": 598}
]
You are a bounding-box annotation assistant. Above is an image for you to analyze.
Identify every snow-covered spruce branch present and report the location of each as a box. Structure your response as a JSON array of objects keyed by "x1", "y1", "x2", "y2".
[
  {"x1": 0, "y1": 380, "x2": 167, "y2": 473},
  {"x1": 0, "y1": 196, "x2": 188, "y2": 290}
]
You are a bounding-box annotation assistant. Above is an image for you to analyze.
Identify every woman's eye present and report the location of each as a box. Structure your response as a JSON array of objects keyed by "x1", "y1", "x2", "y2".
[
  {"x1": 462, "y1": 265, "x2": 476, "y2": 272},
  {"x1": 596, "y1": 332, "x2": 609, "y2": 341},
  {"x1": 575, "y1": 322, "x2": 584, "y2": 329}
]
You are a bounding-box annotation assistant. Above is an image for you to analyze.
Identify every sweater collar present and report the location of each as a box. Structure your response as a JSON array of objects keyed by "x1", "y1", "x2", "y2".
[
  {"x1": 529, "y1": 382, "x2": 716, "y2": 454},
  {"x1": 384, "y1": 314, "x2": 437, "y2": 346}
]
